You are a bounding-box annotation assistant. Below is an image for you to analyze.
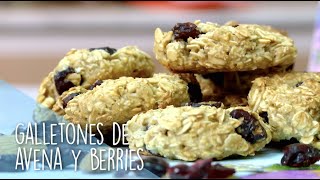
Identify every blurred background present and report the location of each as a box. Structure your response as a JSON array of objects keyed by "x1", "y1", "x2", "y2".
[{"x1": 0, "y1": 1, "x2": 317, "y2": 99}]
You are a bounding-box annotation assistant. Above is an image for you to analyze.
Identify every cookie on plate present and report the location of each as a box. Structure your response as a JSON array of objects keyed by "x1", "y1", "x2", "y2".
[
  {"x1": 126, "y1": 105, "x2": 272, "y2": 161},
  {"x1": 36, "y1": 46, "x2": 154, "y2": 111},
  {"x1": 154, "y1": 20, "x2": 296, "y2": 73},
  {"x1": 64, "y1": 74, "x2": 191, "y2": 134},
  {"x1": 248, "y1": 72, "x2": 320, "y2": 148}
]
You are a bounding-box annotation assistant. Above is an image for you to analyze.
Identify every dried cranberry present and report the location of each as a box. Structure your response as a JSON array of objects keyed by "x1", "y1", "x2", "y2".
[
  {"x1": 230, "y1": 109, "x2": 250, "y2": 119},
  {"x1": 167, "y1": 159, "x2": 235, "y2": 179},
  {"x1": 281, "y1": 143, "x2": 320, "y2": 167},
  {"x1": 88, "y1": 80, "x2": 103, "y2": 90},
  {"x1": 134, "y1": 157, "x2": 169, "y2": 178},
  {"x1": 62, "y1": 92, "x2": 81, "y2": 108},
  {"x1": 186, "y1": 168, "x2": 205, "y2": 179},
  {"x1": 187, "y1": 83, "x2": 203, "y2": 103},
  {"x1": 295, "y1": 81, "x2": 303, "y2": 87},
  {"x1": 191, "y1": 159, "x2": 212, "y2": 173},
  {"x1": 207, "y1": 164, "x2": 236, "y2": 179},
  {"x1": 88, "y1": 46, "x2": 117, "y2": 55},
  {"x1": 113, "y1": 156, "x2": 168, "y2": 178},
  {"x1": 230, "y1": 109, "x2": 267, "y2": 144},
  {"x1": 54, "y1": 67, "x2": 77, "y2": 95},
  {"x1": 259, "y1": 111, "x2": 269, "y2": 124},
  {"x1": 167, "y1": 164, "x2": 191, "y2": 179},
  {"x1": 172, "y1": 22, "x2": 200, "y2": 41}
]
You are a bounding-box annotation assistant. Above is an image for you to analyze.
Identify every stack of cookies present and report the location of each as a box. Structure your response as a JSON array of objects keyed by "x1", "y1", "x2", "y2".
[
  {"x1": 35, "y1": 20, "x2": 320, "y2": 162},
  {"x1": 154, "y1": 20, "x2": 296, "y2": 104}
]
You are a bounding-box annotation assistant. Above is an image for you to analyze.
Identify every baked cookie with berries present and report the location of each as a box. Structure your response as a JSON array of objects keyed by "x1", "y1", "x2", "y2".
[
  {"x1": 126, "y1": 105, "x2": 272, "y2": 161},
  {"x1": 154, "y1": 20, "x2": 296, "y2": 73},
  {"x1": 36, "y1": 46, "x2": 154, "y2": 112},
  {"x1": 248, "y1": 72, "x2": 320, "y2": 148},
  {"x1": 64, "y1": 74, "x2": 192, "y2": 134}
]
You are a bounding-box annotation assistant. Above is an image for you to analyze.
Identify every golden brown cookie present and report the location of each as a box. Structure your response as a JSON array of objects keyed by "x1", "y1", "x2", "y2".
[
  {"x1": 248, "y1": 72, "x2": 320, "y2": 149},
  {"x1": 126, "y1": 105, "x2": 272, "y2": 161},
  {"x1": 37, "y1": 46, "x2": 154, "y2": 110},
  {"x1": 154, "y1": 20, "x2": 296, "y2": 73},
  {"x1": 64, "y1": 74, "x2": 191, "y2": 134},
  {"x1": 34, "y1": 86, "x2": 89, "y2": 123}
]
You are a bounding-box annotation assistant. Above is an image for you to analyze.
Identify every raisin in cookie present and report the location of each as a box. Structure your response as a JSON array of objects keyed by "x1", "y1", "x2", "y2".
[
  {"x1": 248, "y1": 72, "x2": 320, "y2": 149},
  {"x1": 37, "y1": 46, "x2": 154, "y2": 111},
  {"x1": 126, "y1": 105, "x2": 272, "y2": 161},
  {"x1": 154, "y1": 20, "x2": 296, "y2": 73},
  {"x1": 64, "y1": 74, "x2": 191, "y2": 134}
]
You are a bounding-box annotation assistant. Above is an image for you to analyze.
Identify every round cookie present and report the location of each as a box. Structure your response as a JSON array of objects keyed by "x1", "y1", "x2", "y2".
[
  {"x1": 126, "y1": 105, "x2": 272, "y2": 161},
  {"x1": 248, "y1": 72, "x2": 320, "y2": 148},
  {"x1": 64, "y1": 74, "x2": 191, "y2": 134},
  {"x1": 37, "y1": 46, "x2": 155, "y2": 110},
  {"x1": 154, "y1": 20, "x2": 297, "y2": 73}
]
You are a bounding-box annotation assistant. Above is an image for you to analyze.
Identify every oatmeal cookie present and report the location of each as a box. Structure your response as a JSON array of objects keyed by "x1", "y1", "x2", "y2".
[
  {"x1": 64, "y1": 74, "x2": 191, "y2": 134},
  {"x1": 154, "y1": 20, "x2": 296, "y2": 73},
  {"x1": 225, "y1": 20, "x2": 288, "y2": 36},
  {"x1": 34, "y1": 86, "x2": 89, "y2": 122},
  {"x1": 126, "y1": 105, "x2": 272, "y2": 161},
  {"x1": 36, "y1": 46, "x2": 154, "y2": 110},
  {"x1": 248, "y1": 72, "x2": 320, "y2": 148}
]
